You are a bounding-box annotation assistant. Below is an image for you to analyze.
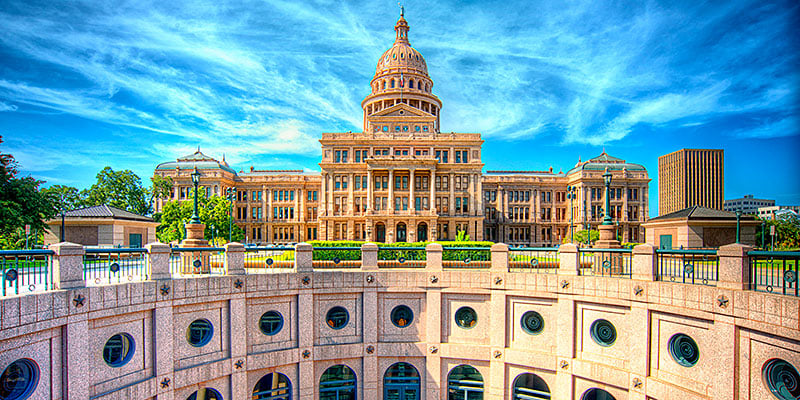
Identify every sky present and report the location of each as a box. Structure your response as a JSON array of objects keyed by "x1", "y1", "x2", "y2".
[{"x1": 0, "y1": 0, "x2": 798, "y2": 218}]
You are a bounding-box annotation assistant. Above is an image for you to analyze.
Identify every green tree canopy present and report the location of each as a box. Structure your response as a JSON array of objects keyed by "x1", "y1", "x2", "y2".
[
  {"x1": 150, "y1": 174, "x2": 174, "y2": 200},
  {"x1": 566, "y1": 229, "x2": 600, "y2": 245},
  {"x1": 82, "y1": 166, "x2": 150, "y2": 215},
  {"x1": 41, "y1": 185, "x2": 84, "y2": 211},
  {"x1": 156, "y1": 189, "x2": 243, "y2": 244},
  {"x1": 757, "y1": 217, "x2": 800, "y2": 250}
]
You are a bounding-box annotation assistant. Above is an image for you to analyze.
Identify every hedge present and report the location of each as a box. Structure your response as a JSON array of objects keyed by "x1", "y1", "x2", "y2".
[{"x1": 307, "y1": 240, "x2": 494, "y2": 262}]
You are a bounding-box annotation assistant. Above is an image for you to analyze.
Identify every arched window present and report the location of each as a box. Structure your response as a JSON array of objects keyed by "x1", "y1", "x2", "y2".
[
  {"x1": 447, "y1": 365, "x2": 483, "y2": 400},
  {"x1": 409, "y1": 79, "x2": 414, "y2": 89},
  {"x1": 253, "y1": 372, "x2": 291, "y2": 400},
  {"x1": 581, "y1": 388, "x2": 616, "y2": 400},
  {"x1": 384, "y1": 362, "x2": 419, "y2": 400},
  {"x1": 391, "y1": 79, "x2": 395, "y2": 88},
  {"x1": 187, "y1": 388, "x2": 223, "y2": 400},
  {"x1": 383, "y1": 81, "x2": 387, "y2": 90},
  {"x1": 512, "y1": 373, "x2": 550, "y2": 399},
  {"x1": 320, "y1": 365, "x2": 356, "y2": 400}
]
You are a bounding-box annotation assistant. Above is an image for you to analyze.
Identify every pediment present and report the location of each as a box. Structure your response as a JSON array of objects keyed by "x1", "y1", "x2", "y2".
[{"x1": 371, "y1": 103, "x2": 430, "y2": 118}]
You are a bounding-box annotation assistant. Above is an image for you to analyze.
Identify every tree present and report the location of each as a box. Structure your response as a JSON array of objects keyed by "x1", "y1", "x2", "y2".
[
  {"x1": 758, "y1": 217, "x2": 800, "y2": 250},
  {"x1": 41, "y1": 185, "x2": 84, "y2": 211},
  {"x1": 568, "y1": 229, "x2": 599, "y2": 245},
  {"x1": 455, "y1": 230, "x2": 470, "y2": 242},
  {"x1": 0, "y1": 136, "x2": 56, "y2": 248},
  {"x1": 82, "y1": 167, "x2": 150, "y2": 215},
  {"x1": 156, "y1": 189, "x2": 243, "y2": 244},
  {"x1": 151, "y1": 174, "x2": 174, "y2": 201}
]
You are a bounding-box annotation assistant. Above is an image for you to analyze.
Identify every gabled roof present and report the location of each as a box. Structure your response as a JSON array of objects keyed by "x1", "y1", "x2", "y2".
[
  {"x1": 648, "y1": 205, "x2": 753, "y2": 222},
  {"x1": 155, "y1": 148, "x2": 237, "y2": 175},
  {"x1": 63, "y1": 205, "x2": 154, "y2": 222}
]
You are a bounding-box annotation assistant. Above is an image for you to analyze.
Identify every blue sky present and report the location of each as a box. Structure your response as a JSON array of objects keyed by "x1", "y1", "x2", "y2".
[{"x1": 1, "y1": 0, "x2": 798, "y2": 217}]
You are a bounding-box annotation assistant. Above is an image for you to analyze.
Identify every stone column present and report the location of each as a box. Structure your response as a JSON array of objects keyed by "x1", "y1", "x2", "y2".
[
  {"x1": 490, "y1": 243, "x2": 508, "y2": 272},
  {"x1": 410, "y1": 169, "x2": 416, "y2": 215},
  {"x1": 229, "y1": 293, "x2": 247, "y2": 399},
  {"x1": 388, "y1": 169, "x2": 395, "y2": 215},
  {"x1": 362, "y1": 269, "x2": 379, "y2": 399},
  {"x1": 718, "y1": 243, "x2": 752, "y2": 290},
  {"x1": 367, "y1": 169, "x2": 373, "y2": 212},
  {"x1": 448, "y1": 173, "x2": 455, "y2": 218},
  {"x1": 50, "y1": 242, "x2": 85, "y2": 290},
  {"x1": 558, "y1": 243, "x2": 580, "y2": 275},
  {"x1": 224, "y1": 242, "x2": 245, "y2": 275},
  {"x1": 146, "y1": 242, "x2": 171, "y2": 280},
  {"x1": 425, "y1": 243, "x2": 443, "y2": 271},
  {"x1": 554, "y1": 297, "x2": 576, "y2": 399},
  {"x1": 632, "y1": 244, "x2": 657, "y2": 281},
  {"x1": 430, "y1": 169, "x2": 436, "y2": 214},
  {"x1": 297, "y1": 284, "x2": 314, "y2": 400},
  {"x1": 361, "y1": 242, "x2": 378, "y2": 271},
  {"x1": 295, "y1": 242, "x2": 313, "y2": 272}
]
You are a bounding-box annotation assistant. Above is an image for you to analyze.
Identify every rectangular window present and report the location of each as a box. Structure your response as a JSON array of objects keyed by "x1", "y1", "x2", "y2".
[
  {"x1": 335, "y1": 150, "x2": 341, "y2": 163},
  {"x1": 341, "y1": 150, "x2": 348, "y2": 163},
  {"x1": 342, "y1": 176, "x2": 348, "y2": 189},
  {"x1": 455, "y1": 151, "x2": 461, "y2": 163},
  {"x1": 355, "y1": 151, "x2": 361, "y2": 163}
]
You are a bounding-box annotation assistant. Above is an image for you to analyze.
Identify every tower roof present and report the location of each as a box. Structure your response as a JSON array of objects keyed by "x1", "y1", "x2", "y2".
[{"x1": 375, "y1": 15, "x2": 428, "y2": 76}]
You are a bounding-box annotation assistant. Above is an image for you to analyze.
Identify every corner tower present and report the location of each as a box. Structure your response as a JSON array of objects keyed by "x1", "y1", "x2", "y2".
[{"x1": 361, "y1": 12, "x2": 442, "y2": 134}]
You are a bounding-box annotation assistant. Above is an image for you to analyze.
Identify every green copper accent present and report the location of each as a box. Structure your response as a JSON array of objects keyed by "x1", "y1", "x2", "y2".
[
  {"x1": 602, "y1": 169, "x2": 613, "y2": 226},
  {"x1": 190, "y1": 169, "x2": 201, "y2": 225}
]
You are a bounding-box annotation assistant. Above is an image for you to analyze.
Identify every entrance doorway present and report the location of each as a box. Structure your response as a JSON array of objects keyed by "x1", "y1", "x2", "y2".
[
  {"x1": 396, "y1": 223, "x2": 407, "y2": 242},
  {"x1": 417, "y1": 223, "x2": 428, "y2": 242},
  {"x1": 376, "y1": 223, "x2": 386, "y2": 243}
]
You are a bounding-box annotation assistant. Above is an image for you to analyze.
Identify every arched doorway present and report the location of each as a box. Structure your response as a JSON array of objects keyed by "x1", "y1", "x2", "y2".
[
  {"x1": 447, "y1": 364, "x2": 483, "y2": 399},
  {"x1": 320, "y1": 364, "x2": 356, "y2": 400},
  {"x1": 581, "y1": 388, "x2": 616, "y2": 400},
  {"x1": 376, "y1": 223, "x2": 386, "y2": 243},
  {"x1": 253, "y1": 372, "x2": 291, "y2": 399},
  {"x1": 512, "y1": 373, "x2": 550, "y2": 399},
  {"x1": 383, "y1": 362, "x2": 420, "y2": 399},
  {"x1": 417, "y1": 223, "x2": 428, "y2": 242},
  {"x1": 396, "y1": 223, "x2": 407, "y2": 242}
]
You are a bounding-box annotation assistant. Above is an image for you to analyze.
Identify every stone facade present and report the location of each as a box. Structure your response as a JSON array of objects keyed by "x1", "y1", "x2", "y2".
[{"x1": 153, "y1": 16, "x2": 650, "y2": 246}]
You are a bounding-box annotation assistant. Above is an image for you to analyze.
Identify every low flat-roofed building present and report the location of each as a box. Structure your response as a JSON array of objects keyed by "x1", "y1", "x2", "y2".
[
  {"x1": 45, "y1": 205, "x2": 158, "y2": 247},
  {"x1": 642, "y1": 205, "x2": 760, "y2": 249},
  {"x1": 724, "y1": 194, "x2": 775, "y2": 214}
]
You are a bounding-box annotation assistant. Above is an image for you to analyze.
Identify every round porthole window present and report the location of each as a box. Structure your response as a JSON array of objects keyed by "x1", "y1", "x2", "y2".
[
  {"x1": 326, "y1": 306, "x2": 349, "y2": 330},
  {"x1": 762, "y1": 359, "x2": 800, "y2": 400},
  {"x1": 187, "y1": 319, "x2": 214, "y2": 347},
  {"x1": 391, "y1": 305, "x2": 414, "y2": 328},
  {"x1": 0, "y1": 359, "x2": 39, "y2": 400},
  {"x1": 259, "y1": 311, "x2": 284, "y2": 336},
  {"x1": 589, "y1": 319, "x2": 617, "y2": 347},
  {"x1": 103, "y1": 333, "x2": 135, "y2": 367},
  {"x1": 668, "y1": 333, "x2": 699, "y2": 367},
  {"x1": 521, "y1": 311, "x2": 544, "y2": 335},
  {"x1": 455, "y1": 306, "x2": 478, "y2": 329}
]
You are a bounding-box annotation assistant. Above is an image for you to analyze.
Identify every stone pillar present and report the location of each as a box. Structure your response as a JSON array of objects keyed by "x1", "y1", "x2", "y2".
[
  {"x1": 367, "y1": 169, "x2": 373, "y2": 212},
  {"x1": 409, "y1": 169, "x2": 415, "y2": 215},
  {"x1": 425, "y1": 243, "x2": 443, "y2": 271},
  {"x1": 50, "y1": 242, "x2": 85, "y2": 290},
  {"x1": 632, "y1": 244, "x2": 657, "y2": 281},
  {"x1": 295, "y1": 242, "x2": 313, "y2": 272},
  {"x1": 224, "y1": 242, "x2": 245, "y2": 275},
  {"x1": 554, "y1": 298, "x2": 575, "y2": 399},
  {"x1": 448, "y1": 172, "x2": 455, "y2": 218},
  {"x1": 490, "y1": 243, "x2": 508, "y2": 272},
  {"x1": 65, "y1": 305, "x2": 89, "y2": 400},
  {"x1": 230, "y1": 294, "x2": 247, "y2": 399},
  {"x1": 146, "y1": 242, "x2": 171, "y2": 280},
  {"x1": 425, "y1": 287, "x2": 443, "y2": 400},
  {"x1": 388, "y1": 169, "x2": 394, "y2": 215},
  {"x1": 297, "y1": 287, "x2": 314, "y2": 400},
  {"x1": 362, "y1": 269, "x2": 379, "y2": 399},
  {"x1": 718, "y1": 243, "x2": 752, "y2": 290},
  {"x1": 558, "y1": 243, "x2": 580, "y2": 276},
  {"x1": 361, "y1": 242, "x2": 379, "y2": 271},
  {"x1": 430, "y1": 169, "x2": 436, "y2": 214}
]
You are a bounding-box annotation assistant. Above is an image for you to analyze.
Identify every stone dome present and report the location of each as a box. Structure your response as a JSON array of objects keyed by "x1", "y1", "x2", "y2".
[{"x1": 375, "y1": 16, "x2": 428, "y2": 76}]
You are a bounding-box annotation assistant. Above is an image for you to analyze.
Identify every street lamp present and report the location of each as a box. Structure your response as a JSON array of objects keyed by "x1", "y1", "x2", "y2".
[
  {"x1": 226, "y1": 187, "x2": 237, "y2": 243},
  {"x1": 566, "y1": 186, "x2": 577, "y2": 243},
  {"x1": 736, "y1": 208, "x2": 742, "y2": 244},
  {"x1": 190, "y1": 169, "x2": 202, "y2": 224},
  {"x1": 760, "y1": 221, "x2": 765, "y2": 249},
  {"x1": 601, "y1": 169, "x2": 613, "y2": 226},
  {"x1": 59, "y1": 194, "x2": 66, "y2": 242}
]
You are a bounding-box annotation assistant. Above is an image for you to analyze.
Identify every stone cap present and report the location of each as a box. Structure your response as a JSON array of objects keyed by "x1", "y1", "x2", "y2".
[
  {"x1": 491, "y1": 243, "x2": 509, "y2": 252},
  {"x1": 145, "y1": 242, "x2": 171, "y2": 254},
  {"x1": 296, "y1": 242, "x2": 312, "y2": 251},
  {"x1": 559, "y1": 243, "x2": 578, "y2": 253},
  {"x1": 425, "y1": 243, "x2": 443, "y2": 252},
  {"x1": 718, "y1": 243, "x2": 752, "y2": 257},
  {"x1": 49, "y1": 242, "x2": 85, "y2": 256},
  {"x1": 224, "y1": 242, "x2": 245, "y2": 252},
  {"x1": 633, "y1": 244, "x2": 656, "y2": 255},
  {"x1": 361, "y1": 242, "x2": 379, "y2": 251}
]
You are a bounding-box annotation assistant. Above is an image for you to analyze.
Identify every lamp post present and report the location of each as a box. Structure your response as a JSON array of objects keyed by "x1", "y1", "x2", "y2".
[
  {"x1": 601, "y1": 170, "x2": 613, "y2": 226},
  {"x1": 566, "y1": 186, "x2": 577, "y2": 243},
  {"x1": 226, "y1": 187, "x2": 236, "y2": 243},
  {"x1": 190, "y1": 169, "x2": 201, "y2": 225},
  {"x1": 59, "y1": 194, "x2": 66, "y2": 242},
  {"x1": 760, "y1": 221, "x2": 765, "y2": 249},
  {"x1": 735, "y1": 208, "x2": 742, "y2": 244}
]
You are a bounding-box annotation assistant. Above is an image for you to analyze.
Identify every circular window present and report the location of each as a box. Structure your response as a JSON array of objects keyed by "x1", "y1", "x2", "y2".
[
  {"x1": 763, "y1": 358, "x2": 800, "y2": 399},
  {"x1": 589, "y1": 319, "x2": 617, "y2": 347},
  {"x1": 391, "y1": 305, "x2": 414, "y2": 328},
  {"x1": 521, "y1": 311, "x2": 544, "y2": 335},
  {"x1": 0, "y1": 359, "x2": 39, "y2": 400},
  {"x1": 455, "y1": 306, "x2": 478, "y2": 329},
  {"x1": 187, "y1": 319, "x2": 214, "y2": 347},
  {"x1": 326, "y1": 306, "x2": 349, "y2": 330},
  {"x1": 259, "y1": 311, "x2": 284, "y2": 336},
  {"x1": 103, "y1": 333, "x2": 135, "y2": 367},
  {"x1": 668, "y1": 333, "x2": 699, "y2": 367},
  {"x1": 187, "y1": 388, "x2": 223, "y2": 400}
]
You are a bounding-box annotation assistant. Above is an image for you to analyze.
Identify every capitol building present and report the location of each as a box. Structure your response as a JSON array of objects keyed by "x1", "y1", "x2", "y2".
[{"x1": 154, "y1": 13, "x2": 650, "y2": 246}]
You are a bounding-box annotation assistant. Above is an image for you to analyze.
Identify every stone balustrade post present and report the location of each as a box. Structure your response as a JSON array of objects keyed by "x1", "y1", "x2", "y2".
[
  {"x1": 558, "y1": 243, "x2": 580, "y2": 276},
  {"x1": 632, "y1": 244, "x2": 657, "y2": 281},
  {"x1": 718, "y1": 243, "x2": 752, "y2": 290},
  {"x1": 295, "y1": 242, "x2": 313, "y2": 272},
  {"x1": 361, "y1": 242, "x2": 379, "y2": 271},
  {"x1": 425, "y1": 243, "x2": 443, "y2": 271},
  {"x1": 224, "y1": 242, "x2": 245, "y2": 275},
  {"x1": 145, "y1": 242, "x2": 172, "y2": 280},
  {"x1": 50, "y1": 242, "x2": 85, "y2": 290},
  {"x1": 490, "y1": 243, "x2": 509, "y2": 272}
]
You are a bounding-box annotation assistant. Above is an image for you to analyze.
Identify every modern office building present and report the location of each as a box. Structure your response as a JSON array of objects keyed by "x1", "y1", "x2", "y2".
[
  {"x1": 658, "y1": 149, "x2": 723, "y2": 215},
  {"x1": 723, "y1": 194, "x2": 775, "y2": 214},
  {"x1": 154, "y1": 16, "x2": 650, "y2": 246},
  {"x1": 757, "y1": 205, "x2": 800, "y2": 220}
]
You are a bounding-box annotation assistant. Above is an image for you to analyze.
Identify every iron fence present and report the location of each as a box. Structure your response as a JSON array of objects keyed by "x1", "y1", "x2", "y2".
[
  {"x1": 84, "y1": 248, "x2": 149, "y2": 285},
  {"x1": 749, "y1": 251, "x2": 799, "y2": 296},
  {"x1": 578, "y1": 248, "x2": 632, "y2": 277},
  {"x1": 312, "y1": 247, "x2": 362, "y2": 269},
  {"x1": 508, "y1": 247, "x2": 560, "y2": 273},
  {"x1": 442, "y1": 247, "x2": 492, "y2": 269},
  {"x1": 378, "y1": 247, "x2": 426, "y2": 268},
  {"x1": 0, "y1": 250, "x2": 54, "y2": 296},
  {"x1": 170, "y1": 247, "x2": 226, "y2": 275},
  {"x1": 244, "y1": 247, "x2": 295, "y2": 272},
  {"x1": 656, "y1": 249, "x2": 718, "y2": 286}
]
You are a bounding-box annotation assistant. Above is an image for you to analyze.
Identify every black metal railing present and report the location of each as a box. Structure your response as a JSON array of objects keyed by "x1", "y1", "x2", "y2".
[
  {"x1": 244, "y1": 247, "x2": 295, "y2": 272},
  {"x1": 442, "y1": 247, "x2": 492, "y2": 269},
  {"x1": 0, "y1": 250, "x2": 54, "y2": 296},
  {"x1": 749, "y1": 251, "x2": 799, "y2": 296},
  {"x1": 578, "y1": 248, "x2": 632, "y2": 277},
  {"x1": 312, "y1": 247, "x2": 362, "y2": 268},
  {"x1": 508, "y1": 247, "x2": 559, "y2": 273},
  {"x1": 170, "y1": 247, "x2": 226, "y2": 275},
  {"x1": 378, "y1": 247, "x2": 426, "y2": 268},
  {"x1": 84, "y1": 248, "x2": 149, "y2": 285},
  {"x1": 656, "y1": 249, "x2": 718, "y2": 286}
]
